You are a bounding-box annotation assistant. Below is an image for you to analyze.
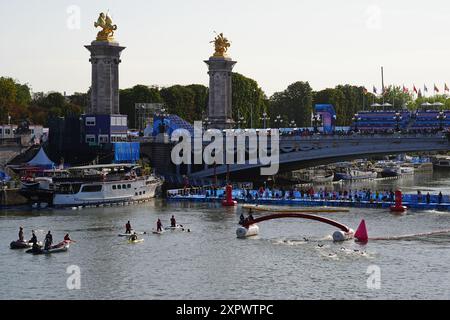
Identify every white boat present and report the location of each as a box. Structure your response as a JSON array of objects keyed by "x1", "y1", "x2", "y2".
[
  {"x1": 334, "y1": 168, "x2": 377, "y2": 181},
  {"x1": 52, "y1": 164, "x2": 161, "y2": 207},
  {"x1": 400, "y1": 166, "x2": 415, "y2": 174}
]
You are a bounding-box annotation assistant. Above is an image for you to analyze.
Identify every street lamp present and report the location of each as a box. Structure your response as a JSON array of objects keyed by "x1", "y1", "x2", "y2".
[
  {"x1": 274, "y1": 115, "x2": 284, "y2": 128},
  {"x1": 437, "y1": 111, "x2": 447, "y2": 131},
  {"x1": 236, "y1": 116, "x2": 245, "y2": 129},
  {"x1": 260, "y1": 112, "x2": 270, "y2": 129},
  {"x1": 202, "y1": 117, "x2": 211, "y2": 131},
  {"x1": 351, "y1": 113, "x2": 360, "y2": 132},
  {"x1": 393, "y1": 111, "x2": 402, "y2": 132},
  {"x1": 289, "y1": 120, "x2": 296, "y2": 128}
]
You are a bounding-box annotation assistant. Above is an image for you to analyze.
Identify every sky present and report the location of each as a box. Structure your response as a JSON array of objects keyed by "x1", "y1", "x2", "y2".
[{"x1": 1, "y1": 0, "x2": 450, "y2": 96}]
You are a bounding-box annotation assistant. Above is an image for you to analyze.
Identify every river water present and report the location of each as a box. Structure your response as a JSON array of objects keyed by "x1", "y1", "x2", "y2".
[{"x1": 1, "y1": 171, "x2": 450, "y2": 300}]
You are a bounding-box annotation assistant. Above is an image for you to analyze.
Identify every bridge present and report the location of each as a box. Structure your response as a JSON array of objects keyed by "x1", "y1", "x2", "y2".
[{"x1": 186, "y1": 133, "x2": 450, "y2": 179}]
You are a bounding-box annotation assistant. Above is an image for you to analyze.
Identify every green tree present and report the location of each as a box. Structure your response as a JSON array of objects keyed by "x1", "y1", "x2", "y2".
[
  {"x1": 185, "y1": 84, "x2": 208, "y2": 119},
  {"x1": 119, "y1": 85, "x2": 162, "y2": 128},
  {"x1": 269, "y1": 81, "x2": 313, "y2": 127},
  {"x1": 160, "y1": 85, "x2": 196, "y2": 122},
  {"x1": 378, "y1": 85, "x2": 413, "y2": 111},
  {"x1": 231, "y1": 72, "x2": 267, "y2": 128}
]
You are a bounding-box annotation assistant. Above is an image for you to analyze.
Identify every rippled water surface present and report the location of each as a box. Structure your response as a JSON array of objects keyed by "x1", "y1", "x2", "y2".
[{"x1": 1, "y1": 171, "x2": 450, "y2": 299}]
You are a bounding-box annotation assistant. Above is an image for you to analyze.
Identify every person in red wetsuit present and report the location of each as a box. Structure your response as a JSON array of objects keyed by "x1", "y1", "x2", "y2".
[{"x1": 157, "y1": 219, "x2": 163, "y2": 232}]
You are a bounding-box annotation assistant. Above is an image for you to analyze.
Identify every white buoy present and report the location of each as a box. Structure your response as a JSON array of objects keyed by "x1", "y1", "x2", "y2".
[
  {"x1": 236, "y1": 224, "x2": 260, "y2": 238},
  {"x1": 332, "y1": 228, "x2": 354, "y2": 242}
]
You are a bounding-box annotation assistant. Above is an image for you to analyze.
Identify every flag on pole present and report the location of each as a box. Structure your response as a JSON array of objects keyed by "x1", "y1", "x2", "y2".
[
  {"x1": 434, "y1": 84, "x2": 439, "y2": 93},
  {"x1": 413, "y1": 85, "x2": 418, "y2": 94},
  {"x1": 373, "y1": 86, "x2": 377, "y2": 94},
  {"x1": 403, "y1": 85, "x2": 408, "y2": 93},
  {"x1": 418, "y1": 89, "x2": 422, "y2": 98},
  {"x1": 424, "y1": 84, "x2": 428, "y2": 92},
  {"x1": 445, "y1": 83, "x2": 449, "y2": 92}
]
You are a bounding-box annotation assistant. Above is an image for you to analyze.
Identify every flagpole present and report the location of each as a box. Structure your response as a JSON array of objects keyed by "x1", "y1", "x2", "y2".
[{"x1": 381, "y1": 66, "x2": 385, "y2": 106}]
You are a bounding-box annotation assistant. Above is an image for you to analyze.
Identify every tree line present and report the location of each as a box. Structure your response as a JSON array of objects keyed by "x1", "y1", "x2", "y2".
[{"x1": 1, "y1": 75, "x2": 449, "y2": 129}]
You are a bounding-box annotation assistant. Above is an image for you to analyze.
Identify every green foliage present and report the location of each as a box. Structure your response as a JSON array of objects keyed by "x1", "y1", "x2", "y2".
[
  {"x1": 377, "y1": 85, "x2": 413, "y2": 110},
  {"x1": 231, "y1": 72, "x2": 267, "y2": 128},
  {"x1": 119, "y1": 85, "x2": 163, "y2": 128},
  {"x1": 268, "y1": 81, "x2": 313, "y2": 127},
  {"x1": 185, "y1": 84, "x2": 208, "y2": 119},
  {"x1": 160, "y1": 85, "x2": 195, "y2": 121}
]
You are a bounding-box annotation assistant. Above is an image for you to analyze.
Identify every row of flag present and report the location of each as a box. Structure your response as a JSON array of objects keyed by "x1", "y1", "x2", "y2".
[{"x1": 368, "y1": 84, "x2": 450, "y2": 95}]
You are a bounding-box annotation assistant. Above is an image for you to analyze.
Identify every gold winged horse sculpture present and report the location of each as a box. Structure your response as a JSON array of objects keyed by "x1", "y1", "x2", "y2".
[
  {"x1": 210, "y1": 33, "x2": 231, "y2": 57},
  {"x1": 94, "y1": 12, "x2": 117, "y2": 42}
]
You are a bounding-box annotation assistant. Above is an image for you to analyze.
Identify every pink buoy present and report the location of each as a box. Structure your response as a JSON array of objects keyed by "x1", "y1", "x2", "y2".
[
  {"x1": 354, "y1": 219, "x2": 368, "y2": 243},
  {"x1": 222, "y1": 184, "x2": 237, "y2": 207},
  {"x1": 390, "y1": 189, "x2": 407, "y2": 213}
]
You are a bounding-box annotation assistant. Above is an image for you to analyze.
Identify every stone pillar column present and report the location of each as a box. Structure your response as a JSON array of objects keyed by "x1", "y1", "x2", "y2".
[
  {"x1": 204, "y1": 57, "x2": 236, "y2": 130},
  {"x1": 85, "y1": 41, "x2": 125, "y2": 114}
]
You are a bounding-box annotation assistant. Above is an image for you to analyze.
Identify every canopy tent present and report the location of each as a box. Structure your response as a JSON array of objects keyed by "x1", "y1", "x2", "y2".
[{"x1": 26, "y1": 147, "x2": 55, "y2": 168}]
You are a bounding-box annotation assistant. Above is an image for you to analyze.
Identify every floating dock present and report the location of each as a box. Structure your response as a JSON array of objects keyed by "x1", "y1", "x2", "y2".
[{"x1": 167, "y1": 195, "x2": 450, "y2": 211}]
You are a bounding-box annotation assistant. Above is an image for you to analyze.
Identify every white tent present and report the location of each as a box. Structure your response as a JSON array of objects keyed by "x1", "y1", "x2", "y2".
[{"x1": 27, "y1": 147, "x2": 55, "y2": 167}]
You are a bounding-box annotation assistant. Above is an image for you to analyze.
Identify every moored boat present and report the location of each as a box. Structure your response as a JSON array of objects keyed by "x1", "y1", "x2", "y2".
[
  {"x1": 50, "y1": 164, "x2": 162, "y2": 207},
  {"x1": 433, "y1": 158, "x2": 450, "y2": 170}
]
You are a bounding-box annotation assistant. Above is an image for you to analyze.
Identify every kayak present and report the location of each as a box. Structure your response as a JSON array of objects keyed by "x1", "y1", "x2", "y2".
[
  {"x1": 26, "y1": 241, "x2": 70, "y2": 255},
  {"x1": 118, "y1": 230, "x2": 146, "y2": 237},
  {"x1": 10, "y1": 240, "x2": 43, "y2": 249},
  {"x1": 127, "y1": 238, "x2": 144, "y2": 244}
]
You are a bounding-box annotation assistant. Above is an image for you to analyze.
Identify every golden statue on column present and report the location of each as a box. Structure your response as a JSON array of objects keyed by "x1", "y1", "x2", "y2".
[
  {"x1": 94, "y1": 12, "x2": 117, "y2": 42},
  {"x1": 210, "y1": 32, "x2": 231, "y2": 57}
]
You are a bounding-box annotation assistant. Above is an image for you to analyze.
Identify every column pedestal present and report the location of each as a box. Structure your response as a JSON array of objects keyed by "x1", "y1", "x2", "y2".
[{"x1": 204, "y1": 56, "x2": 237, "y2": 130}]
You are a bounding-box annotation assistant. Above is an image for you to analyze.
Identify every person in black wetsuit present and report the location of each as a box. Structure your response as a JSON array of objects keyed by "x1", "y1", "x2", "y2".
[
  {"x1": 125, "y1": 221, "x2": 132, "y2": 234},
  {"x1": 170, "y1": 215, "x2": 176, "y2": 228},
  {"x1": 157, "y1": 219, "x2": 163, "y2": 232},
  {"x1": 248, "y1": 210, "x2": 254, "y2": 222},
  {"x1": 44, "y1": 231, "x2": 53, "y2": 250},
  {"x1": 29, "y1": 230, "x2": 37, "y2": 245},
  {"x1": 18, "y1": 227, "x2": 24, "y2": 242},
  {"x1": 438, "y1": 192, "x2": 443, "y2": 204},
  {"x1": 129, "y1": 232, "x2": 138, "y2": 241},
  {"x1": 239, "y1": 213, "x2": 245, "y2": 225}
]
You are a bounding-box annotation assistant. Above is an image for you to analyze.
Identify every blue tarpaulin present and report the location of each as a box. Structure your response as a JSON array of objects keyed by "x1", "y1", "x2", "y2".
[
  {"x1": 0, "y1": 170, "x2": 11, "y2": 182},
  {"x1": 114, "y1": 142, "x2": 140, "y2": 163}
]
